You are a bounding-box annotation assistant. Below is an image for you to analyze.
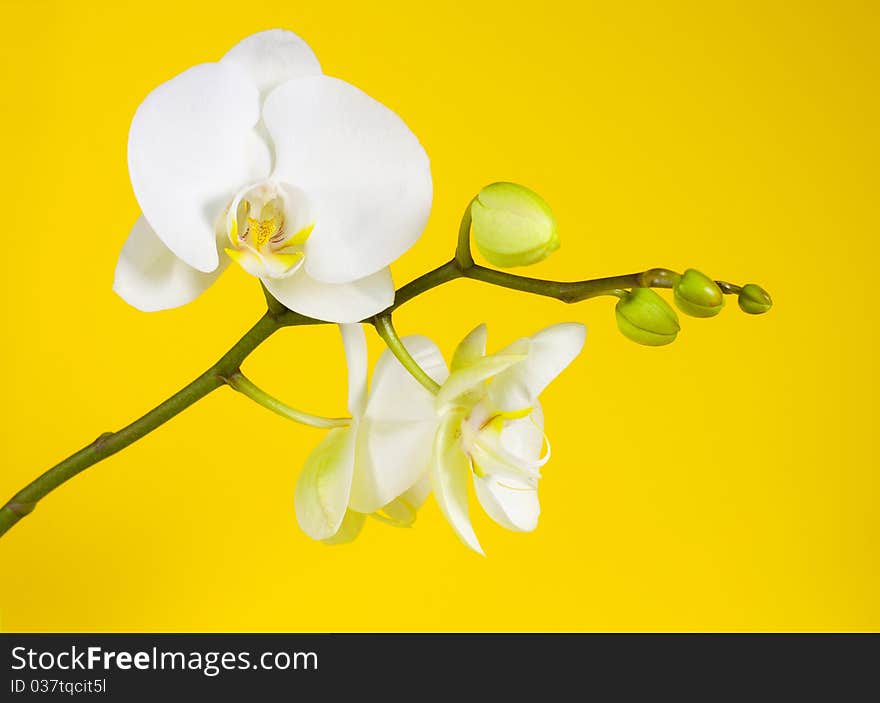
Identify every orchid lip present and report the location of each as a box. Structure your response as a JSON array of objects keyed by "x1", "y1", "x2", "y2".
[
  {"x1": 221, "y1": 179, "x2": 314, "y2": 280},
  {"x1": 459, "y1": 399, "x2": 549, "y2": 483}
]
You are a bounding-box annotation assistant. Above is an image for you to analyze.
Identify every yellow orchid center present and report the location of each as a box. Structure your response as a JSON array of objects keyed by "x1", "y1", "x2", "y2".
[
  {"x1": 247, "y1": 203, "x2": 284, "y2": 249},
  {"x1": 222, "y1": 181, "x2": 314, "y2": 280}
]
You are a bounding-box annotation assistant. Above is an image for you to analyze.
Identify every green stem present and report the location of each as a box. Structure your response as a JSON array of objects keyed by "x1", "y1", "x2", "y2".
[
  {"x1": 228, "y1": 372, "x2": 351, "y2": 429},
  {"x1": 373, "y1": 313, "x2": 441, "y2": 394},
  {"x1": 391, "y1": 260, "x2": 462, "y2": 309},
  {"x1": 0, "y1": 311, "x2": 290, "y2": 538},
  {"x1": 389, "y1": 206, "x2": 736, "y2": 312},
  {"x1": 380, "y1": 210, "x2": 744, "y2": 398},
  {"x1": 455, "y1": 199, "x2": 476, "y2": 269},
  {"x1": 1, "y1": 204, "x2": 760, "y2": 539},
  {"x1": 392, "y1": 263, "x2": 739, "y2": 311},
  {"x1": 463, "y1": 265, "x2": 678, "y2": 303}
]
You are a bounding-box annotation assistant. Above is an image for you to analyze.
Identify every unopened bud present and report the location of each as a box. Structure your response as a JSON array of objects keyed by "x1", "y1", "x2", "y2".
[
  {"x1": 673, "y1": 269, "x2": 724, "y2": 318},
  {"x1": 470, "y1": 182, "x2": 560, "y2": 268},
  {"x1": 738, "y1": 283, "x2": 772, "y2": 314},
  {"x1": 615, "y1": 288, "x2": 680, "y2": 346}
]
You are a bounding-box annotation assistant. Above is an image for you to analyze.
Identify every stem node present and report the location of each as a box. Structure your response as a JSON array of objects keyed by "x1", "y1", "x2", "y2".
[
  {"x1": 8, "y1": 501, "x2": 36, "y2": 518},
  {"x1": 93, "y1": 432, "x2": 114, "y2": 448}
]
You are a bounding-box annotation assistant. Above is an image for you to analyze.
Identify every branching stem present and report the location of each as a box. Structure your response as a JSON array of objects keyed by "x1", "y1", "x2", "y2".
[
  {"x1": 0, "y1": 204, "x2": 758, "y2": 539},
  {"x1": 228, "y1": 372, "x2": 351, "y2": 429}
]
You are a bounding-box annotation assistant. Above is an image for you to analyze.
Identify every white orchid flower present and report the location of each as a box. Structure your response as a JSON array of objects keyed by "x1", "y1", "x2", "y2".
[
  {"x1": 295, "y1": 324, "x2": 448, "y2": 543},
  {"x1": 113, "y1": 30, "x2": 432, "y2": 323},
  {"x1": 431, "y1": 322, "x2": 586, "y2": 554}
]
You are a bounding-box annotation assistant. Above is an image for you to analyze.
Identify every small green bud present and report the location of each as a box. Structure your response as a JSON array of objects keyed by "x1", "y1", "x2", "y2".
[
  {"x1": 615, "y1": 288, "x2": 680, "y2": 346},
  {"x1": 673, "y1": 268, "x2": 724, "y2": 318},
  {"x1": 738, "y1": 283, "x2": 772, "y2": 314},
  {"x1": 470, "y1": 182, "x2": 560, "y2": 268}
]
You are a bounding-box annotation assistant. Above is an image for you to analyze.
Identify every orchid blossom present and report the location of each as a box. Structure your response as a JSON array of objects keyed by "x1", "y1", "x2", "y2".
[
  {"x1": 295, "y1": 324, "x2": 448, "y2": 543},
  {"x1": 113, "y1": 30, "x2": 432, "y2": 323},
  {"x1": 431, "y1": 323, "x2": 586, "y2": 554},
  {"x1": 0, "y1": 29, "x2": 772, "y2": 546},
  {"x1": 298, "y1": 320, "x2": 586, "y2": 553}
]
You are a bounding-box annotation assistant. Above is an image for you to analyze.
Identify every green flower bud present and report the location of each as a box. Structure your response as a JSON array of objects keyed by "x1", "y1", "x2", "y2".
[
  {"x1": 470, "y1": 182, "x2": 560, "y2": 268},
  {"x1": 738, "y1": 283, "x2": 773, "y2": 314},
  {"x1": 615, "y1": 288, "x2": 680, "y2": 346},
  {"x1": 673, "y1": 268, "x2": 724, "y2": 318}
]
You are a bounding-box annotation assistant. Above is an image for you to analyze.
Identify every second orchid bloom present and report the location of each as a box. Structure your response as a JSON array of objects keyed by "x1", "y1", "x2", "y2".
[{"x1": 295, "y1": 322, "x2": 585, "y2": 553}]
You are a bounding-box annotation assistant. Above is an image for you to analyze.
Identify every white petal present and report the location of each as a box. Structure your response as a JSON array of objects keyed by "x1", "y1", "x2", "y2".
[
  {"x1": 365, "y1": 336, "x2": 448, "y2": 423},
  {"x1": 339, "y1": 323, "x2": 367, "y2": 415},
  {"x1": 129, "y1": 61, "x2": 271, "y2": 272},
  {"x1": 263, "y1": 267, "x2": 394, "y2": 323},
  {"x1": 347, "y1": 336, "x2": 446, "y2": 513},
  {"x1": 294, "y1": 426, "x2": 357, "y2": 540},
  {"x1": 263, "y1": 75, "x2": 432, "y2": 284},
  {"x1": 373, "y1": 496, "x2": 418, "y2": 527},
  {"x1": 372, "y1": 472, "x2": 431, "y2": 526},
  {"x1": 113, "y1": 216, "x2": 227, "y2": 311},
  {"x1": 400, "y1": 473, "x2": 431, "y2": 509},
  {"x1": 370, "y1": 474, "x2": 432, "y2": 527},
  {"x1": 221, "y1": 29, "x2": 321, "y2": 98},
  {"x1": 431, "y1": 411, "x2": 484, "y2": 555},
  {"x1": 473, "y1": 473, "x2": 540, "y2": 532},
  {"x1": 451, "y1": 323, "x2": 487, "y2": 372},
  {"x1": 500, "y1": 405, "x2": 545, "y2": 462},
  {"x1": 322, "y1": 509, "x2": 366, "y2": 546},
  {"x1": 435, "y1": 340, "x2": 529, "y2": 413},
  {"x1": 489, "y1": 323, "x2": 586, "y2": 411},
  {"x1": 349, "y1": 418, "x2": 436, "y2": 514}
]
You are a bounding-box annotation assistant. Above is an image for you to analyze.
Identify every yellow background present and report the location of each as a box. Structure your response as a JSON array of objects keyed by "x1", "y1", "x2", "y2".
[{"x1": 0, "y1": 0, "x2": 877, "y2": 631}]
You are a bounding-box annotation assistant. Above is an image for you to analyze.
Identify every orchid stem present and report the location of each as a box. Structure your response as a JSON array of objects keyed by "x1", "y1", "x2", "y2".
[
  {"x1": 0, "y1": 203, "x2": 763, "y2": 539},
  {"x1": 0, "y1": 308, "x2": 317, "y2": 538},
  {"x1": 228, "y1": 372, "x2": 351, "y2": 429},
  {"x1": 390, "y1": 204, "x2": 748, "y2": 309},
  {"x1": 392, "y1": 260, "x2": 740, "y2": 313},
  {"x1": 373, "y1": 313, "x2": 441, "y2": 394},
  {"x1": 455, "y1": 199, "x2": 476, "y2": 269}
]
